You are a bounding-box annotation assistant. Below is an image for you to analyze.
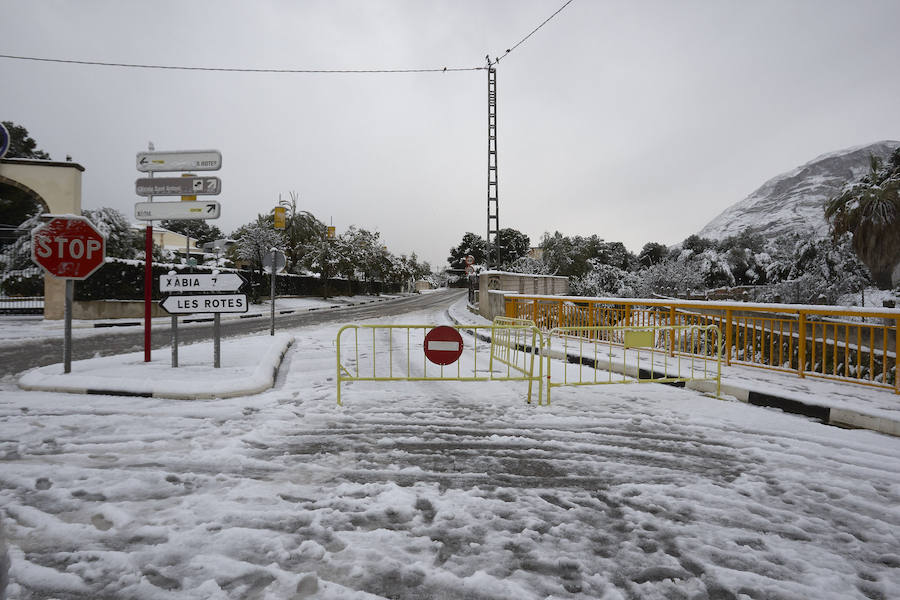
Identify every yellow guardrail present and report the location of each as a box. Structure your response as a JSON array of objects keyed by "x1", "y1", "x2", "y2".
[
  {"x1": 544, "y1": 324, "x2": 721, "y2": 404},
  {"x1": 335, "y1": 322, "x2": 543, "y2": 406},
  {"x1": 507, "y1": 294, "x2": 900, "y2": 394}
]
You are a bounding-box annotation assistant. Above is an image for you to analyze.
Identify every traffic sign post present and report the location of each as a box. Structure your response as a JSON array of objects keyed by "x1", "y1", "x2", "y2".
[
  {"x1": 159, "y1": 269, "x2": 245, "y2": 368},
  {"x1": 424, "y1": 326, "x2": 464, "y2": 366},
  {"x1": 31, "y1": 216, "x2": 107, "y2": 373},
  {"x1": 264, "y1": 248, "x2": 286, "y2": 336},
  {"x1": 135, "y1": 146, "x2": 224, "y2": 365}
]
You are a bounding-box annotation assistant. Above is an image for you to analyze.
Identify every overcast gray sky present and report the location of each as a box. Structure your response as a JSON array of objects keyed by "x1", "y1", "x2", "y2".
[{"x1": 3, "y1": 0, "x2": 900, "y2": 268}]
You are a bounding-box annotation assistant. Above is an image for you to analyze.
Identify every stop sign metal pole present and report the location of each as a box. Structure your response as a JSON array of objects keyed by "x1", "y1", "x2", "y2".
[{"x1": 63, "y1": 280, "x2": 73, "y2": 373}]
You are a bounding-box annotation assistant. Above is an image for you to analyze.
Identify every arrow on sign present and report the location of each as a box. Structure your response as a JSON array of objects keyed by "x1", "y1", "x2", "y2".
[{"x1": 134, "y1": 201, "x2": 221, "y2": 221}]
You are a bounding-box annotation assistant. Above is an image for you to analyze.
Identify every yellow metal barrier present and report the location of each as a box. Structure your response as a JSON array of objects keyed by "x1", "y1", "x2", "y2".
[
  {"x1": 508, "y1": 295, "x2": 899, "y2": 394},
  {"x1": 544, "y1": 324, "x2": 722, "y2": 404},
  {"x1": 335, "y1": 322, "x2": 543, "y2": 406}
]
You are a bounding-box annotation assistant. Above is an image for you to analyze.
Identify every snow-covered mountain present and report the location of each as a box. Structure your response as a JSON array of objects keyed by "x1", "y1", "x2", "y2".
[{"x1": 698, "y1": 140, "x2": 899, "y2": 241}]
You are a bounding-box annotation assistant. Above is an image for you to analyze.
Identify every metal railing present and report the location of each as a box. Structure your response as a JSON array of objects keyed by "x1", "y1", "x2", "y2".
[
  {"x1": 0, "y1": 266, "x2": 44, "y2": 315},
  {"x1": 506, "y1": 294, "x2": 900, "y2": 393},
  {"x1": 335, "y1": 322, "x2": 544, "y2": 405},
  {"x1": 544, "y1": 324, "x2": 721, "y2": 404}
]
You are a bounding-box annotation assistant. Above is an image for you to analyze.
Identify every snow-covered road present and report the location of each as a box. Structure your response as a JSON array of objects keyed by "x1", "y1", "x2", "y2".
[{"x1": 1, "y1": 297, "x2": 899, "y2": 599}]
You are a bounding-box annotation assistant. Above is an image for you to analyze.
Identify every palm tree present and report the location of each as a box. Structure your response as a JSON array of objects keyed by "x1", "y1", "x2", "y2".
[{"x1": 825, "y1": 150, "x2": 900, "y2": 288}]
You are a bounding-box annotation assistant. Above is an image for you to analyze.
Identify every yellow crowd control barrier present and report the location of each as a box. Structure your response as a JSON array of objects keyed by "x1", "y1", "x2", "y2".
[
  {"x1": 335, "y1": 322, "x2": 543, "y2": 406},
  {"x1": 507, "y1": 294, "x2": 900, "y2": 393},
  {"x1": 544, "y1": 324, "x2": 722, "y2": 404}
]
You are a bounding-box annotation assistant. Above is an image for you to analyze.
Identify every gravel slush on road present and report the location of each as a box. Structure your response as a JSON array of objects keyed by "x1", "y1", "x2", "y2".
[{"x1": 0, "y1": 292, "x2": 898, "y2": 599}]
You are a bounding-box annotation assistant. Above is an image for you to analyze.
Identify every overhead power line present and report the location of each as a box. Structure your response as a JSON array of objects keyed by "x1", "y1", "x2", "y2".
[
  {"x1": 492, "y1": 0, "x2": 575, "y2": 65},
  {"x1": 0, "y1": 54, "x2": 482, "y2": 74},
  {"x1": 0, "y1": 0, "x2": 575, "y2": 75}
]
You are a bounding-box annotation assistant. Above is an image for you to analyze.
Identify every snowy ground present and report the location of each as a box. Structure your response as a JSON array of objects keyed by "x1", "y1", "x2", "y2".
[{"x1": 1, "y1": 297, "x2": 899, "y2": 599}]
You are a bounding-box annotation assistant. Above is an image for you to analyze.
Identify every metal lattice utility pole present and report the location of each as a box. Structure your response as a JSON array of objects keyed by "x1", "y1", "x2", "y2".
[{"x1": 486, "y1": 57, "x2": 500, "y2": 268}]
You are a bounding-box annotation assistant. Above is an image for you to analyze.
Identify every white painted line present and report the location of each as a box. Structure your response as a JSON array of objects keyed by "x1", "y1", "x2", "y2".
[{"x1": 428, "y1": 341, "x2": 460, "y2": 352}]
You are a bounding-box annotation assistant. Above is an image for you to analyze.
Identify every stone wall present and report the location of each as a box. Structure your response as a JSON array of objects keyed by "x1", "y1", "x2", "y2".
[{"x1": 478, "y1": 271, "x2": 569, "y2": 320}]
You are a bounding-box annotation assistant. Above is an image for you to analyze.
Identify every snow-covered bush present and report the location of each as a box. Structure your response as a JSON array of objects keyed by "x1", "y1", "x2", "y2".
[{"x1": 570, "y1": 261, "x2": 637, "y2": 297}]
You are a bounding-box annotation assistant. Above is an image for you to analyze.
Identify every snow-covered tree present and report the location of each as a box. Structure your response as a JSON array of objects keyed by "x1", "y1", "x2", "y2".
[
  {"x1": 235, "y1": 221, "x2": 285, "y2": 277},
  {"x1": 505, "y1": 256, "x2": 551, "y2": 274},
  {"x1": 0, "y1": 211, "x2": 42, "y2": 271},
  {"x1": 632, "y1": 257, "x2": 704, "y2": 297},
  {"x1": 571, "y1": 261, "x2": 636, "y2": 297},
  {"x1": 494, "y1": 228, "x2": 530, "y2": 266},
  {"x1": 82, "y1": 207, "x2": 141, "y2": 259}
]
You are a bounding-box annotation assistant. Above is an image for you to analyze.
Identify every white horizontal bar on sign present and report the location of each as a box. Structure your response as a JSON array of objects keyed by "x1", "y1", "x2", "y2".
[{"x1": 428, "y1": 341, "x2": 460, "y2": 352}]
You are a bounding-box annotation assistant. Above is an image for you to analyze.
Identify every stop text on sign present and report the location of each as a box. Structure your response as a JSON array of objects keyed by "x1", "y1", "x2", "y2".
[
  {"x1": 34, "y1": 237, "x2": 103, "y2": 261},
  {"x1": 30, "y1": 215, "x2": 107, "y2": 280}
]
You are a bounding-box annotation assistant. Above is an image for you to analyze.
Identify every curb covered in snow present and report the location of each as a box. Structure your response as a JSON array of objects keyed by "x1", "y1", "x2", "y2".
[{"x1": 18, "y1": 334, "x2": 294, "y2": 400}]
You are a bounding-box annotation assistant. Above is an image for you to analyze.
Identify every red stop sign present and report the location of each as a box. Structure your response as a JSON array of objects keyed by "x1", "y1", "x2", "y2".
[
  {"x1": 424, "y1": 326, "x2": 464, "y2": 365},
  {"x1": 31, "y1": 216, "x2": 106, "y2": 279}
]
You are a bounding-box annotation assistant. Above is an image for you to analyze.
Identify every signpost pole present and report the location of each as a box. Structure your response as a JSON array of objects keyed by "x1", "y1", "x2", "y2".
[
  {"x1": 169, "y1": 271, "x2": 178, "y2": 368},
  {"x1": 270, "y1": 248, "x2": 277, "y2": 336},
  {"x1": 64, "y1": 279, "x2": 73, "y2": 374},
  {"x1": 144, "y1": 167, "x2": 154, "y2": 362},
  {"x1": 171, "y1": 313, "x2": 178, "y2": 368},
  {"x1": 214, "y1": 313, "x2": 221, "y2": 368}
]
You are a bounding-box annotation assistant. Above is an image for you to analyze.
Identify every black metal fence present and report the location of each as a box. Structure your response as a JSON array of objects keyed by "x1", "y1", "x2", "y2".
[
  {"x1": 0, "y1": 224, "x2": 43, "y2": 314},
  {"x1": 0, "y1": 268, "x2": 43, "y2": 314}
]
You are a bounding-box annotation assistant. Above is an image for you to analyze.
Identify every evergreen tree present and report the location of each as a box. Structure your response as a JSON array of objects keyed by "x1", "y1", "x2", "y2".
[
  {"x1": 1, "y1": 122, "x2": 51, "y2": 230},
  {"x1": 638, "y1": 242, "x2": 668, "y2": 267},
  {"x1": 448, "y1": 233, "x2": 487, "y2": 269},
  {"x1": 494, "y1": 228, "x2": 530, "y2": 266},
  {"x1": 1, "y1": 121, "x2": 51, "y2": 159}
]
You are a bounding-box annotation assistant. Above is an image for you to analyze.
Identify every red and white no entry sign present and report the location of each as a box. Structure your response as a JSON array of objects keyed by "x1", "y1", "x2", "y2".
[{"x1": 424, "y1": 325, "x2": 464, "y2": 365}]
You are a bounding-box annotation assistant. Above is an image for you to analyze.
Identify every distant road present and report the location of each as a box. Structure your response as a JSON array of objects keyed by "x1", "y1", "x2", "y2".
[{"x1": 0, "y1": 289, "x2": 466, "y2": 378}]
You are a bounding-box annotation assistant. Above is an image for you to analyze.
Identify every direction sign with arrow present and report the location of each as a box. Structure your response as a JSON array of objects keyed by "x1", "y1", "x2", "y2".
[
  {"x1": 136, "y1": 150, "x2": 222, "y2": 172},
  {"x1": 160, "y1": 293, "x2": 248, "y2": 314},
  {"x1": 134, "y1": 201, "x2": 220, "y2": 221},
  {"x1": 136, "y1": 176, "x2": 221, "y2": 197},
  {"x1": 160, "y1": 273, "x2": 245, "y2": 293}
]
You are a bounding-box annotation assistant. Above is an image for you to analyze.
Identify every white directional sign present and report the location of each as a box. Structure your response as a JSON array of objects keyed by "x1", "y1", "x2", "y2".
[
  {"x1": 160, "y1": 293, "x2": 248, "y2": 314},
  {"x1": 134, "y1": 201, "x2": 220, "y2": 221},
  {"x1": 136, "y1": 177, "x2": 221, "y2": 197},
  {"x1": 136, "y1": 150, "x2": 222, "y2": 172},
  {"x1": 160, "y1": 273, "x2": 245, "y2": 293}
]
